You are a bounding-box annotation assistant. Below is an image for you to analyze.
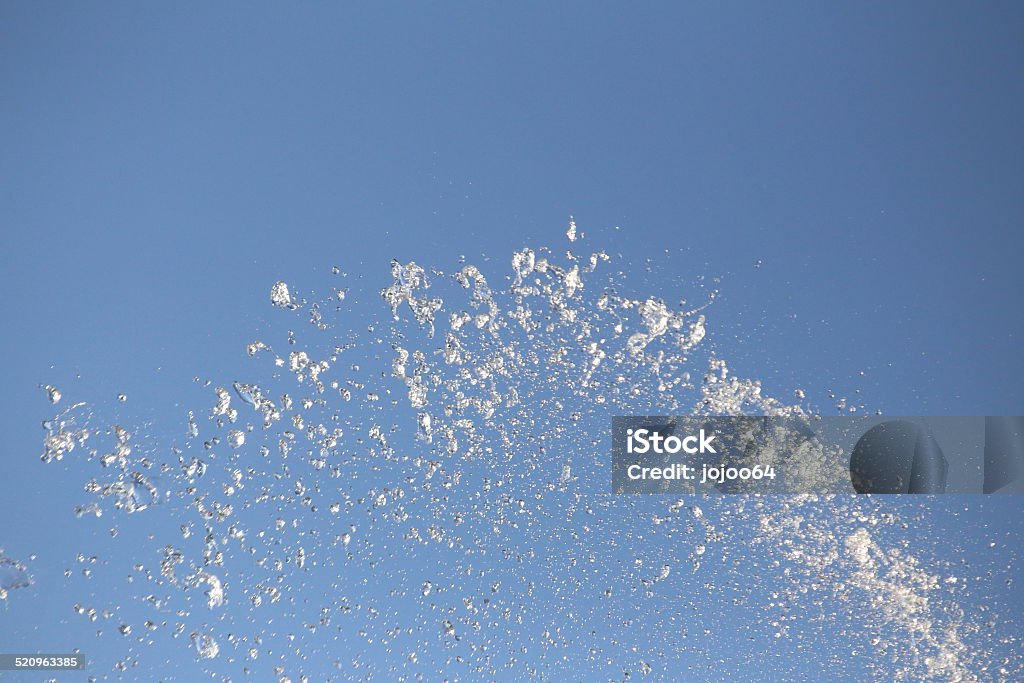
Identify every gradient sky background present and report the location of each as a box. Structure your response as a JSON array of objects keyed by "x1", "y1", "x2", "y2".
[{"x1": 1, "y1": 3, "x2": 1023, "y2": 681}]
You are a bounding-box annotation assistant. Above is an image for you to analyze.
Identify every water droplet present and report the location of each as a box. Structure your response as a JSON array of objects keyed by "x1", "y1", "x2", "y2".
[
  {"x1": 270, "y1": 281, "x2": 296, "y2": 309},
  {"x1": 191, "y1": 632, "x2": 219, "y2": 659}
]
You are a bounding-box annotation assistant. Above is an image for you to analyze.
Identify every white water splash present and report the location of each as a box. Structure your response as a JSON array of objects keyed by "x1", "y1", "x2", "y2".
[{"x1": 29, "y1": 220, "x2": 1017, "y2": 681}]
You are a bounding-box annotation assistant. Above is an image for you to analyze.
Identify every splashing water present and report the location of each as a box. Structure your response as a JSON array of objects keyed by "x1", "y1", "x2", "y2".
[
  {"x1": 0, "y1": 553, "x2": 33, "y2": 600},
  {"x1": 191, "y1": 632, "x2": 220, "y2": 659},
  {"x1": 29, "y1": 223, "x2": 1021, "y2": 680}
]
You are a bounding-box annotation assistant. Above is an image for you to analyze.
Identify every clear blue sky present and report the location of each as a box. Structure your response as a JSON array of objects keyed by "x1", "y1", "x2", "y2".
[
  {"x1": 1, "y1": 3, "x2": 1022, "y2": 681},
  {"x1": 3, "y1": 2, "x2": 1023, "y2": 413}
]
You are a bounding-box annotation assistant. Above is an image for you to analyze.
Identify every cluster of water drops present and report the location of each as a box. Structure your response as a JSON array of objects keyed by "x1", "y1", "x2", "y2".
[{"x1": 21, "y1": 220, "x2": 1019, "y2": 681}]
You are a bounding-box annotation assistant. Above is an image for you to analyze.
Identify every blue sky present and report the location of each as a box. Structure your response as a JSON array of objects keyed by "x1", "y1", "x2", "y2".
[
  {"x1": 1, "y1": 3, "x2": 1022, "y2": 681},
  {"x1": 3, "y1": 2, "x2": 1022, "y2": 416}
]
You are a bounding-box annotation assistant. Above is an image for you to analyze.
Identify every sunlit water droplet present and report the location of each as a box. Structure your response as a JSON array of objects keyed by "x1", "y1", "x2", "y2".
[
  {"x1": 0, "y1": 555, "x2": 32, "y2": 600},
  {"x1": 270, "y1": 280, "x2": 296, "y2": 309},
  {"x1": 191, "y1": 632, "x2": 219, "y2": 659}
]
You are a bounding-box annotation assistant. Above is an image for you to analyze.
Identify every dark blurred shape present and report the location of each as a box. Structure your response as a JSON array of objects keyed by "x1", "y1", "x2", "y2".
[
  {"x1": 850, "y1": 421, "x2": 948, "y2": 493},
  {"x1": 983, "y1": 416, "x2": 1024, "y2": 493}
]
